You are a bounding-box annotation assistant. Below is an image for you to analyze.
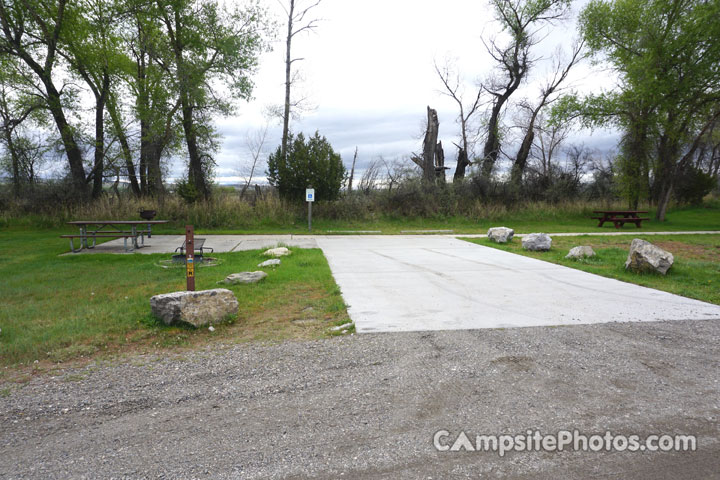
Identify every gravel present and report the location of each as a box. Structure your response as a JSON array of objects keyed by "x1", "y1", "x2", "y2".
[{"x1": 2, "y1": 319, "x2": 719, "y2": 479}]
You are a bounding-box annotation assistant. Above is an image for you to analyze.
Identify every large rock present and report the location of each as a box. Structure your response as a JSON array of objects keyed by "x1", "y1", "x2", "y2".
[
  {"x1": 150, "y1": 289, "x2": 239, "y2": 327},
  {"x1": 565, "y1": 246, "x2": 595, "y2": 259},
  {"x1": 487, "y1": 227, "x2": 514, "y2": 243},
  {"x1": 625, "y1": 239, "x2": 674, "y2": 275},
  {"x1": 263, "y1": 247, "x2": 290, "y2": 257},
  {"x1": 522, "y1": 233, "x2": 552, "y2": 251},
  {"x1": 222, "y1": 271, "x2": 267, "y2": 284}
]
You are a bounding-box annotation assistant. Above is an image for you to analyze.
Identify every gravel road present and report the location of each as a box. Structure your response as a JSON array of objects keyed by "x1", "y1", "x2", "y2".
[{"x1": 2, "y1": 319, "x2": 719, "y2": 479}]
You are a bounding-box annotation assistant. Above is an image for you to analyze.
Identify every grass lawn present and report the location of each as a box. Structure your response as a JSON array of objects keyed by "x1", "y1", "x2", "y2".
[
  {"x1": 463, "y1": 234, "x2": 720, "y2": 305},
  {"x1": 0, "y1": 228, "x2": 350, "y2": 377}
]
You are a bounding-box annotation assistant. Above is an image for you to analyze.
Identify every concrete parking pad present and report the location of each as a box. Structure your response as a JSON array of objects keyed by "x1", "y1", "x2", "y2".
[{"x1": 316, "y1": 236, "x2": 720, "y2": 333}]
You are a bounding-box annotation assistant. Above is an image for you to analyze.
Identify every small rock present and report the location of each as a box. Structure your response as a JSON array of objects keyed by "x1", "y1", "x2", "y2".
[
  {"x1": 330, "y1": 322, "x2": 354, "y2": 332},
  {"x1": 625, "y1": 239, "x2": 674, "y2": 275},
  {"x1": 263, "y1": 247, "x2": 290, "y2": 257},
  {"x1": 522, "y1": 233, "x2": 552, "y2": 251},
  {"x1": 487, "y1": 227, "x2": 515, "y2": 243},
  {"x1": 208, "y1": 326, "x2": 215, "y2": 332},
  {"x1": 565, "y1": 246, "x2": 595, "y2": 259},
  {"x1": 222, "y1": 271, "x2": 268, "y2": 285},
  {"x1": 150, "y1": 289, "x2": 239, "y2": 328},
  {"x1": 258, "y1": 259, "x2": 281, "y2": 268}
]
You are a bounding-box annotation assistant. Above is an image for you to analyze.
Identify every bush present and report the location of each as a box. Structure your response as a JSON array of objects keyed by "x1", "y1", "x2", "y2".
[
  {"x1": 674, "y1": 165, "x2": 716, "y2": 205},
  {"x1": 266, "y1": 131, "x2": 345, "y2": 202}
]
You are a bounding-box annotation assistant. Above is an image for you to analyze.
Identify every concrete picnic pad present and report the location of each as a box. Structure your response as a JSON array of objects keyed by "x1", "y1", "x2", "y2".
[{"x1": 75, "y1": 233, "x2": 720, "y2": 332}]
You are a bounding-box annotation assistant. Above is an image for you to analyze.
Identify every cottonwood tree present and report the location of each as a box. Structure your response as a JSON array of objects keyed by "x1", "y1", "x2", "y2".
[
  {"x1": 0, "y1": 0, "x2": 89, "y2": 198},
  {"x1": 479, "y1": 0, "x2": 572, "y2": 179},
  {"x1": 0, "y1": 64, "x2": 48, "y2": 197},
  {"x1": 568, "y1": 0, "x2": 720, "y2": 219},
  {"x1": 434, "y1": 59, "x2": 482, "y2": 183},
  {"x1": 277, "y1": 0, "x2": 320, "y2": 162},
  {"x1": 59, "y1": 0, "x2": 127, "y2": 198},
  {"x1": 510, "y1": 41, "x2": 583, "y2": 187},
  {"x1": 155, "y1": 0, "x2": 269, "y2": 200}
]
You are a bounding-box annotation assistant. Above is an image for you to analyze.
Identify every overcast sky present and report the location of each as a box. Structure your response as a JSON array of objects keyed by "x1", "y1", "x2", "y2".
[{"x1": 202, "y1": 0, "x2": 619, "y2": 184}]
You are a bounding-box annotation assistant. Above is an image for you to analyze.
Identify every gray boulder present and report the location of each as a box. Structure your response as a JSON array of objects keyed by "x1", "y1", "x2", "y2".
[
  {"x1": 487, "y1": 227, "x2": 515, "y2": 243},
  {"x1": 625, "y1": 239, "x2": 674, "y2": 275},
  {"x1": 222, "y1": 271, "x2": 267, "y2": 284},
  {"x1": 522, "y1": 233, "x2": 552, "y2": 251},
  {"x1": 566, "y1": 246, "x2": 595, "y2": 259},
  {"x1": 150, "y1": 289, "x2": 238, "y2": 328},
  {"x1": 258, "y1": 259, "x2": 281, "y2": 268}
]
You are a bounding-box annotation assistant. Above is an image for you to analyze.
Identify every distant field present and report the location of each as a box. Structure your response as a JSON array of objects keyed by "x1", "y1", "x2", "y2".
[
  {"x1": 463, "y1": 234, "x2": 720, "y2": 306},
  {"x1": 0, "y1": 229, "x2": 350, "y2": 376}
]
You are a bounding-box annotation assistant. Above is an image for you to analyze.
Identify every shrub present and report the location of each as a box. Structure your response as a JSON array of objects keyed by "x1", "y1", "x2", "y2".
[{"x1": 266, "y1": 131, "x2": 345, "y2": 202}]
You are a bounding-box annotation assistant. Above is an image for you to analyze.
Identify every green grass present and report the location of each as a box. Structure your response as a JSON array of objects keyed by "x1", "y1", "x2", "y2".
[
  {"x1": 0, "y1": 228, "x2": 350, "y2": 372},
  {"x1": 462, "y1": 234, "x2": 720, "y2": 305}
]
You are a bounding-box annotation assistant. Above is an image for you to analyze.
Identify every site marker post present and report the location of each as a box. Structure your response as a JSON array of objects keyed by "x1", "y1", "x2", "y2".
[
  {"x1": 185, "y1": 225, "x2": 195, "y2": 291},
  {"x1": 306, "y1": 187, "x2": 315, "y2": 232}
]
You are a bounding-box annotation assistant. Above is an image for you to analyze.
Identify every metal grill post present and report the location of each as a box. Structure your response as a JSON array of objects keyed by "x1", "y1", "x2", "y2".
[{"x1": 185, "y1": 225, "x2": 195, "y2": 291}]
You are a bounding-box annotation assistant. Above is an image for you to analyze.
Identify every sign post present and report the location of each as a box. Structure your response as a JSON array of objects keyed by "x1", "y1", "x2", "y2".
[
  {"x1": 185, "y1": 225, "x2": 195, "y2": 291},
  {"x1": 306, "y1": 187, "x2": 315, "y2": 232}
]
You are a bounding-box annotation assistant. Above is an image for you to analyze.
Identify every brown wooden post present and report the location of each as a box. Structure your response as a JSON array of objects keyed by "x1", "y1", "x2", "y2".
[{"x1": 185, "y1": 225, "x2": 195, "y2": 291}]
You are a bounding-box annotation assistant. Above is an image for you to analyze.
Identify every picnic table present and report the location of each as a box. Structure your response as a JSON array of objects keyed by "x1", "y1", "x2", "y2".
[
  {"x1": 591, "y1": 210, "x2": 650, "y2": 229},
  {"x1": 62, "y1": 220, "x2": 169, "y2": 253}
]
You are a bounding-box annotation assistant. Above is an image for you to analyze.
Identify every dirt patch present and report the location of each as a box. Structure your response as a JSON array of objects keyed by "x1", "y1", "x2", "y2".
[{"x1": 653, "y1": 241, "x2": 720, "y2": 262}]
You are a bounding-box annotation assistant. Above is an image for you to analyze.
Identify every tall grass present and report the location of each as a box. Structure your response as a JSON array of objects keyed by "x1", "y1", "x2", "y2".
[{"x1": 1, "y1": 183, "x2": 718, "y2": 232}]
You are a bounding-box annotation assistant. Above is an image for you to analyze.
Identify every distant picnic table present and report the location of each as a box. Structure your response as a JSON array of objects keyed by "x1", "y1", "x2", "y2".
[
  {"x1": 592, "y1": 210, "x2": 650, "y2": 229},
  {"x1": 62, "y1": 220, "x2": 169, "y2": 253}
]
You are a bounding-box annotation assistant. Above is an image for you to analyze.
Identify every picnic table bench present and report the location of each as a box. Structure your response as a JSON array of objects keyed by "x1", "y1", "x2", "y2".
[
  {"x1": 175, "y1": 238, "x2": 214, "y2": 256},
  {"x1": 61, "y1": 220, "x2": 168, "y2": 253},
  {"x1": 591, "y1": 210, "x2": 650, "y2": 229}
]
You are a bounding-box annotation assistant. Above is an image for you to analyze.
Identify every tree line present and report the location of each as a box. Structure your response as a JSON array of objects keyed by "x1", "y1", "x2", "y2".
[
  {"x1": 413, "y1": 0, "x2": 719, "y2": 221},
  {"x1": 0, "y1": 0, "x2": 270, "y2": 201}
]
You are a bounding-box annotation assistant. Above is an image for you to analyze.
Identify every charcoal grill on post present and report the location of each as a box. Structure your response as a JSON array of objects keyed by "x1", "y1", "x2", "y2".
[{"x1": 139, "y1": 209, "x2": 157, "y2": 237}]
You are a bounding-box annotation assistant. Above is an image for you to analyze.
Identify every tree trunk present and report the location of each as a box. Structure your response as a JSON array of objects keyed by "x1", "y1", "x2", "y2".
[
  {"x1": 91, "y1": 72, "x2": 110, "y2": 199},
  {"x1": 107, "y1": 97, "x2": 141, "y2": 197},
  {"x1": 45, "y1": 81, "x2": 88, "y2": 198},
  {"x1": 434, "y1": 140, "x2": 445, "y2": 183},
  {"x1": 348, "y1": 146, "x2": 357, "y2": 193},
  {"x1": 654, "y1": 133, "x2": 680, "y2": 221},
  {"x1": 281, "y1": 0, "x2": 295, "y2": 162},
  {"x1": 181, "y1": 100, "x2": 209, "y2": 199},
  {"x1": 422, "y1": 106, "x2": 439, "y2": 184},
  {"x1": 511, "y1": 125, "x2": 536, "y2": 187},
  {"x1": 453, "y1": 147, "x2": 470, "y2": 183}
]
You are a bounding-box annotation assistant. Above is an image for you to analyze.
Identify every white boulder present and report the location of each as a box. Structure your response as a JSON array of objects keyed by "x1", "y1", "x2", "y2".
[
  {"x1": 263, "y1": 247, "x2": 291, "y2": 257},
  {"x1": 258, "y1": 259, "x2": 281, "y2": 267},
  {"x1": 565, "y1": 246, "x2": 595, "y2": 259},
  {"x1": 150, "y1": 289, "x2": 238, "y2": 328},
  {"x1": 522, "y1": 233, "x2": 552, "y2": 251},
  {"x1": 625, "y1": 239, "x2": 674, "y2": 275},
  {"x1": 487, "y1": 227, "x2": 515, "y2": 243},
  {"x1": 222, "y1": 271, "x2": 267, "y2": 284}
]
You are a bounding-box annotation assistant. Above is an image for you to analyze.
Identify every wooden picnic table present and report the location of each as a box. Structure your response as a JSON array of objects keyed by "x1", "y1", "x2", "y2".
[
  {"x1": 591, "y1": 210, "x2": 650, "y2": 229},
  {"x1": 62, "y1": 220, "x2": 169, "y2": 252}
]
